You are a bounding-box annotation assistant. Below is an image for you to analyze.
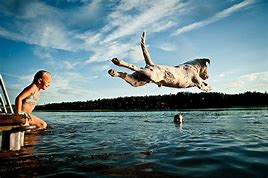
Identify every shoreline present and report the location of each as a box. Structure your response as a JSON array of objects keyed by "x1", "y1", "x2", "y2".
[{"x1": 34, "y1": 105, "x2": 268, "y2": 112}]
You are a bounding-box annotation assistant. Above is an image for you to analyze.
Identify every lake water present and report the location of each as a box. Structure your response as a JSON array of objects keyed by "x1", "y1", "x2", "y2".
[{"x1": 0, "y1": 108, "x2": 267, "y2": 178}]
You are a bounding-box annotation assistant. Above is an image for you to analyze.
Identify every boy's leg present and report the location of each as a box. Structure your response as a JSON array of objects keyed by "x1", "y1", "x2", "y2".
[{"x1": 28, "y1": 114, "x2": 47, "y2": 129}]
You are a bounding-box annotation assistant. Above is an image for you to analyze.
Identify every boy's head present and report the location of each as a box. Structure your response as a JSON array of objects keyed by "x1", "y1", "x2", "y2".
[
  {"x1": 33, "y1": 70, "x2": 52, "y2": 90},
  {"x1": 174, "y1": 114, "x2": 184, "y2": 124}
]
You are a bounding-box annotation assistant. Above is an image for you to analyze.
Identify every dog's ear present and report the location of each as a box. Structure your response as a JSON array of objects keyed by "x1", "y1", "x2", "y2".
[{"x1": 201, "y1": 58, "x2": 210, "y2": 66}]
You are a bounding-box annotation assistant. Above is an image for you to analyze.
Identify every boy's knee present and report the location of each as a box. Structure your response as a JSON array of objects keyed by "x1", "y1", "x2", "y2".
[
  {"x1": 36, "y1": 120, "x2": 47, "y2": 129},
  {"x1": 42, "y1": 121, "x2": 48, "y2": 129}
]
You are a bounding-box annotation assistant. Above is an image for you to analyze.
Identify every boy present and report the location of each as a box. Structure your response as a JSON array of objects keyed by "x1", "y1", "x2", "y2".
[{"x1": 15, "y1": 70, "x2": 52, "y2": 129}]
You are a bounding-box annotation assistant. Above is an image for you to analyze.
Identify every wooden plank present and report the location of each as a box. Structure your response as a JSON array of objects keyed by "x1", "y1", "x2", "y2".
[
  {"x1": 0, "y1": 129, "x2": 25, "y2": 151},
  {"x1": 0, "y1": 125, "x2": 20, "y2": 131},
  {"x1": 0, "y1": 130, "x2": 9, "y2": 150},
  {"x1": 20, "y1": 131, "x2": 24, "y2": 147},
  {"x1": 0, "y1": 131, "x2": 2, "y2": 149},
  {"x1": 10, "y1": 132, "x2": 21, "y2": 151},
  {"x1": 0, "y1": 113, "x2": 26, "y2": 126}
]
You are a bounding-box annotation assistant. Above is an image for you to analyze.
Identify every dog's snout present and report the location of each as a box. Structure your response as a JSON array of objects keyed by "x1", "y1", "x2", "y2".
[{"x1": 201, "y1": 73, "x2": 209, "y2": 80}]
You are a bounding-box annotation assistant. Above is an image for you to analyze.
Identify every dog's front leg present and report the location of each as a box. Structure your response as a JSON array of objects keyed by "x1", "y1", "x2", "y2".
[
  {"x1": 200, "y1": 82, "x2": 212, "y2": 92},
  {"x1": 193, "y1": 76, "x2": 212, "y2": 92}
]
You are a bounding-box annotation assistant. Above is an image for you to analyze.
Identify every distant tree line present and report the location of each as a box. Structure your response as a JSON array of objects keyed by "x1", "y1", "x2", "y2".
[{"x1": 36, "y1": 91, "x2": 268, "y2": 111}]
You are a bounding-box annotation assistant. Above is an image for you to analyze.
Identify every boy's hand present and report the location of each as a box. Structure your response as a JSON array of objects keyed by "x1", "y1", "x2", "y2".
[{"x1": 18, "y1": 112, "x2": 32, "y2": 121}]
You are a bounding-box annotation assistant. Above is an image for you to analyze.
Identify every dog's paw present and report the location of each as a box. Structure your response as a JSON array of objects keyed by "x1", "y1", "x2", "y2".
[
  {"x1": 108, "y1": 69, "x2": 119, "y2": 77},
  {"x1": 204, "y1": 85, "x2": 212, "y2": 92},
  {"x1": 111, "y1": 58, "x2": 121, "y2": 65}
]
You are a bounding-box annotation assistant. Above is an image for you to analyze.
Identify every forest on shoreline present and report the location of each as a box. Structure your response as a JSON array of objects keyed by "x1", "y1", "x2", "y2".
[{"x1": 36, "y1": 91, "x2": 268, "y2": 111}]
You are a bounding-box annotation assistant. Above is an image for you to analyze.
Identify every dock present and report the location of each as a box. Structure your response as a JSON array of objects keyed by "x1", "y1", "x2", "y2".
[{"x1": 0, "y1": 74, "x2": 26, "y2": 151}]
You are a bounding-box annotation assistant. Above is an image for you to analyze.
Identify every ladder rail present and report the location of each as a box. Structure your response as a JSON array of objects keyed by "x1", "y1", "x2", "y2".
[
  {"x1": 0, "y1": 94, "x2": 8, "y2": 113},
  {"x1": 0, "y1": 74, "x2": 14, "y2": 113}
]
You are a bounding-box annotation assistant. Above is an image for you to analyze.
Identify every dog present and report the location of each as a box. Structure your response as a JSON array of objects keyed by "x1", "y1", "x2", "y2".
[{"x1": 108, "y1": 32, "x2": 212, "y2": 92}]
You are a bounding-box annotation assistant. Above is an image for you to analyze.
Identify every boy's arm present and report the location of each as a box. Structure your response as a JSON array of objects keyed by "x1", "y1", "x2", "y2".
[{"x1": 15, "y1": 84, "x2": 35, "y2": 113}]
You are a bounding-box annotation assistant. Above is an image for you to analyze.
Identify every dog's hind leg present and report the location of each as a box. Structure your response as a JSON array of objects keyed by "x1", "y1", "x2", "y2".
[
  {"x1": 108, "y1": 69, "x2": 148, "y2": 87},
  {"x1": 141, "y1": 32, "x2": 154, "y2": 66},
  {"x1": 111, "y1": 58, "x2": 140, "y2": 72}
]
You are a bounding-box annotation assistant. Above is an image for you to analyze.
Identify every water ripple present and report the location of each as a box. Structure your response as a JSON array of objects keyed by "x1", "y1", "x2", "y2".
[{"x1": 0, "y1": 109, "x2": 267, "y2": 177}]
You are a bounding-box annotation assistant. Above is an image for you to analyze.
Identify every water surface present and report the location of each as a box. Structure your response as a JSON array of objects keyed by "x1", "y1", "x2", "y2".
[{"x1": 0, "y1": 108, "x2": 267, "y2": 177}]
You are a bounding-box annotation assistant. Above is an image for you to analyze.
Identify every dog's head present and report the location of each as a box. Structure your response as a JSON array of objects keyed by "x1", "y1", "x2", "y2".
[
  {"x1": 181, "y1": 59, "x2": 210, "y2": 80},
  {"x1": 196, "y1": 58, "x2": 210, "y2": 80}
]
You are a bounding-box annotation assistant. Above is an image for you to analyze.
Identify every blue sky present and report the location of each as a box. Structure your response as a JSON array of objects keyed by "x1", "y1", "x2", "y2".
[{"x1": 0, "y1": 0, "x2": 267, "y2": 104}]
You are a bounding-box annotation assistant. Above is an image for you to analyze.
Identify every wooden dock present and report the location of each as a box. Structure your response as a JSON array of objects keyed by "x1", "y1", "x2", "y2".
[
  {"x1": 0, "y1": 125, "x2": 24, "y2": 151},
  {"x1": 0, "y1": 73, "x2": 27, "y2": 151},
  {"x1": 0, "y1": 114, "x2": 26, "y2": 151}
]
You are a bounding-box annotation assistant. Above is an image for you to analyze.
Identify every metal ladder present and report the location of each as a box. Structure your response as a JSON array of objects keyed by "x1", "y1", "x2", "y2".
[{"x1": 0, "y1": 74, "x2": 14, "y2": 113}]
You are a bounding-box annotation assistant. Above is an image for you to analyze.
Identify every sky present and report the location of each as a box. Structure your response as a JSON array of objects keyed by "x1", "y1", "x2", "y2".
[{"x1": 0, "y1": 0, "x2": 267, "y2": 105}]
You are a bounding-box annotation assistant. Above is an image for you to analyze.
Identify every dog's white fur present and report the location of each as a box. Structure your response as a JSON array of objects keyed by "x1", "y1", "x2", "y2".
[{"x1": 108, "y1": 32, "x2": 212, "y2": 92}]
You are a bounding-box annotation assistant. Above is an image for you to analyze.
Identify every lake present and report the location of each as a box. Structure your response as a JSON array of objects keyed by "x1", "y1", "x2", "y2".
[{"x1": 0, "y1": 108, "x2": 267, "y2": 178}]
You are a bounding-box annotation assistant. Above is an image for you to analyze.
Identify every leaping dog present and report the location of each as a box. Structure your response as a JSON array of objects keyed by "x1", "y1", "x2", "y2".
[{"x1": 108, "y1": 32, "x2": 212, "y2": 92}]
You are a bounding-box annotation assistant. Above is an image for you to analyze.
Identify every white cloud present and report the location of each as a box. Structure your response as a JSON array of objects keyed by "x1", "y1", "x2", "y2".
[
  {"x1": 215, "y1": 71, "x2": 235, "y2": 78},
  {"x1": 2, "y1": 0, "x2": 173, "y2": 65},
  {"x1": 0, "y1": 26, "x2": 27, "y2": 43},
  {"x1": 103, "y1": 0, "x2": 184, "y2": 43},
  {"x1": 95, "y1": 64, "x2": 110, "y2": 72},
  {"x1": 33, "y1": 47, "x2": 52, "y2": 60},
  {"x1": 62, "y1": 61, "x2": 81, "y2": 70},
  {"x1": 67, "y1": 1, "x2": 102, "y2": 29},
  {"x1": 28, "y1": 21, "x2": 78, "y2": 50},
  {"x1": 240, "y1": 73, "x2": 258, "y2": 81},
  {"x1": 19, "y1": 1, "x2": 60, "y2": 19},
  {"x1": 0, "y1": 21, "x2": 76, "y2": 51},
  {"x1": 41, "y1": 71, "x2": 99, "y2": 103},
  {"x1": 82, "y1": 0, "x2": 186, "y2": 64},
  {"x1": 128, "y1": 45, "x2": 144, "y2": 63},
  {"x1": 172, "y1": 0, "x2": 254, "y2": 36},
  {"x1": 222, "y1": 71, "x2": 268, "y2": 93},
  {"x1": 85, "y1": 41, "x2": 135, "y2": 63},
  {"x1": 0, "y1": 1, "x2": 91, "y2": 51},
  {"x1": 158, "y1": 43, "x2": 177, "y2": 52},
  {"x1": 0, "y1": 0, "x2": 256, "y2": 62},
  {"x1": 33, "y1": 46, "x2": 85, "y2": 70},
  {"x1": 150, "y1": 20, "x2": 176, "y2": 33},
  {"x1": 77, "y1": 32, "x2": 102, "y2": 47}
]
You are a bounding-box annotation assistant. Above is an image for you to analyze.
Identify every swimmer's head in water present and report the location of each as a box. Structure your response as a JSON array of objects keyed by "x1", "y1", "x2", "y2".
[{"x1": 174, "y1": 114, "x2": 184, "y2": 123}]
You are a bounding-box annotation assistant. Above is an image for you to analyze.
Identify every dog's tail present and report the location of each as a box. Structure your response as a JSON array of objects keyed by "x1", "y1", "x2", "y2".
[{"x1": 141, "y1": 32, "x2": 154, "y2": 66}]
